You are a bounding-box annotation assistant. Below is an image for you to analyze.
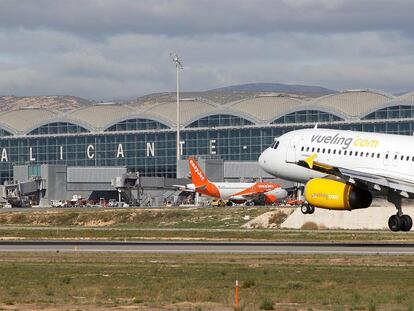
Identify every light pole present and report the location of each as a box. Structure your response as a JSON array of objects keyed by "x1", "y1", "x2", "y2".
[{"x1": 170, "y1": 52, "x2": 183, "y2": 177}]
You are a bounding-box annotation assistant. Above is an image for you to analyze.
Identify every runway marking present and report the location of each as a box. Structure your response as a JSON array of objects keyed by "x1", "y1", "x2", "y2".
[{"x1": 1, "y1": 247, "x2": 414, "y2": 255}]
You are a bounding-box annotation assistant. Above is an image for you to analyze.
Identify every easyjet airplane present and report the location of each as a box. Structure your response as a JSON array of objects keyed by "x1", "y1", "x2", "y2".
[
  {"x1": 181, "y1": 157, "x2": 288, "y2": 205},
  {"x1": 259, "y1": 127, "x2": 414, "y2": 231}
]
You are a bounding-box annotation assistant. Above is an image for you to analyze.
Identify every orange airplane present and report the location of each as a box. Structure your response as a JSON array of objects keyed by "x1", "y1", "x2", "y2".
[{"x1": 180, "y1": 157, "x2": 288, "y2": 205}]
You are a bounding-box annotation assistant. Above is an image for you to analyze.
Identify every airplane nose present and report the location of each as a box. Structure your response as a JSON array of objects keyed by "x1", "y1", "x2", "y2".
[
  {"x1": 259, "y1": 148, "x2": 270, "y2": 170},
  {"x1": 258, "y1": 149, "x2": 267, "y2": 168},
  {"x1": 279, "y1": 189, "x2": 288, "y2": 199}
]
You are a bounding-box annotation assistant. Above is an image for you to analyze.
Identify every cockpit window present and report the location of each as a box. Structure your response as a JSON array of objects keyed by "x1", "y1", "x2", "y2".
[{"x1": 271, "y1": 141, "x2": 280, "y2": 149}]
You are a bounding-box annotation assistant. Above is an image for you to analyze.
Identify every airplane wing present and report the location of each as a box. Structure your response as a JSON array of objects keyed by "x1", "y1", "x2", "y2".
[
  {"x1": 232, "y1": 186, "x2": 274, "y2": 200},
  {"x1": 233, "y1": 187, "x2": 273, "y2": 198},
  {"x1": 298, "y1": 154, "x2": 414, "y2": 196},
  {"x1": 172, "y1": 184, "x2": 206, "y2": 192}
]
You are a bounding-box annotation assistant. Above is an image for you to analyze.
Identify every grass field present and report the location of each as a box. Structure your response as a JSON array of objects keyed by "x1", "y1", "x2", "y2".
[
  {"x1": 0, "y1": 207, "x2": 273, "y2": 228},
  {"x1": 1, "y1": 207, "x2": 414, "y2": 242},
  {"x1": 0, "y1": 252, "x2": 413, "y2": 310}
]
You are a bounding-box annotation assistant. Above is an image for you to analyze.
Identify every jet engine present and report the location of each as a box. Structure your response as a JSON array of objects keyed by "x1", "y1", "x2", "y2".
[{"x1": 304, "y1": 178, "x2": 372, "y2": 210}]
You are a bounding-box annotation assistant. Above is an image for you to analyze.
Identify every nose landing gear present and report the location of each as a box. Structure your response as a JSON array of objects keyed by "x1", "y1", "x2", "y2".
[
  {"x1": 301, "y1": 203, "x2": 315, "y2": 215},
  {"x1": 387, "y1": 191, "x2": 413, "y2": 232}
]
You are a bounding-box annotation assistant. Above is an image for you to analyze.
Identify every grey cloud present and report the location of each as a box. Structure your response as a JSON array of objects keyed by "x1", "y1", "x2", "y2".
[
  {"x1": 0, "y1": 0, "x2": 414, "y2": 37},
  {"x1": 0, "y1": 1, "x2": 414, "y2": 98}
]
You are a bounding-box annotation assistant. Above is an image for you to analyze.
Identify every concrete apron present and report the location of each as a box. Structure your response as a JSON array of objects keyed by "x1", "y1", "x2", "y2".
[{"x1": 281, "y1": 200, "x2": 414, "y2": 230}]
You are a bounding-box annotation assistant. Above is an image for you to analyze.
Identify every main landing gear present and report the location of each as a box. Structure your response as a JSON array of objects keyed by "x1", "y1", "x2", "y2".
[
  {"x1": 387, "y1": 191, "x2": 413, "y2": 232},
  {"x1": 301, "y1": 203, "x2": 315, "y2": 215}
]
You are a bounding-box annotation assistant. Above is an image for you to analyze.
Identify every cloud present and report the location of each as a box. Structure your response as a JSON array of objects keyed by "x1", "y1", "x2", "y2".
[
  {"x1": 0, "y1": 1, "x2": 413, "y2": 98},
  {"x1": 1, "y1": 0, "x2": 414, "y2": 36}
]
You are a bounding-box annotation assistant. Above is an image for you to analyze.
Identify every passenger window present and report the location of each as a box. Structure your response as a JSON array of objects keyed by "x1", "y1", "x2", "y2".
[
  {"x1": 301, "y1": 146, "x2": 304, "y2": 152},
  {"x1": 344, "y1": 150, "x2": 347, "y2": 155},
  {"x1": 371, "y1": 153, "x2": 374, "y2": 158},
  {"x1": 377, "y1": 153, "x2": 380, "y2": 158},
  {"x1": 412, "y1": 156, "x2": 414, "y2": 161},
  {"x1": 350, "y1": 151, "x2": 353, "y2": 156},
  {"x1": 322, "y1": 148, "x2": 325, "y2": 153},
  {"x1": 317, "y1": 148, "x2": 320, "y2": 153},
  {"x1": 333, "y1": 150, "x2": 336, "y2": 154},
  {"x1": 407, "y1": 156, "x2": 410, "y2": 161},
  {"x1": 338, "y1": 150, "x2": 342, "y2": 155},
  {"x1": 328, "y1": 149, "x2": 331, "y2": 154},
  {"x1": 274, "y1": 141, "x2": 279, "y2": 149},
  {"x1": 394, "y1": 155, "x2": 397, "y2": 160},
  {"x1": 366, "y1": 152, "x2": 369, "y2": 157},
  {"x1": 306, "y1": 147, "x2": 310, "y2": 152},
  {"x1": 355, "y1": 151, "x2": 358, "y2": 156},
  {"x1": 312, "y1": 147, "x2": 315, "y2": 152},
  {"x1": 386, "y1": 154, "x2": 389, "y2": 159},
  {"x1": 401, "y1": 155, "x2": 404, "y2": 161}
]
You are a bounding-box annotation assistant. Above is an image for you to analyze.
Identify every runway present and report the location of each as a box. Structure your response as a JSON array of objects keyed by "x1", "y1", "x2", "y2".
[{"x1": 1, "y1": 241, "x2": 414, "y2": 255}]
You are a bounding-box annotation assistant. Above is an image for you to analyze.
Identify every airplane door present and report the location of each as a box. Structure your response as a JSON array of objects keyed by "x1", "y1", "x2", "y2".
[
  {"x1": 286, "y1": 135, "x2": 301, "y2": 163},
  {"x1": 383, "y1": 151, "x2": 390, "y2": 166}
]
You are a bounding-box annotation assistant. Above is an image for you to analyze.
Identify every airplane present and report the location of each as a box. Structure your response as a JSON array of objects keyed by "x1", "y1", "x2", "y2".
[
  {"x1": 258, "y1": 127, "x2": 414, "y2": 231},
  {"x1": 179, "y1": 157, "x2": 288, "y2": 205}
]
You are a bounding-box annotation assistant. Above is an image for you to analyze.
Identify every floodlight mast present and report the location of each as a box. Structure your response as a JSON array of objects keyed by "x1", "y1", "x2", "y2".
[{"x1": 170, "y1": 52, "x2": 183, "y2": 177}]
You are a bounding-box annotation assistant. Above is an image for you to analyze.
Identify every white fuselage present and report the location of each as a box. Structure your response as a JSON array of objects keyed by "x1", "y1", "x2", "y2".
[
  {"x1": 259, "y1": 128, "x2": 414, "y2": 185},
  {"x1": 186, "y1": 182, "x2": 287, "y2": 201}
]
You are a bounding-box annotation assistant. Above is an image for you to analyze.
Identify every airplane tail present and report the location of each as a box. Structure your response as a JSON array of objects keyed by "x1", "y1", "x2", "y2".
[{"x1": 188, "y1": 157, "x2": 210, "y2": 189}]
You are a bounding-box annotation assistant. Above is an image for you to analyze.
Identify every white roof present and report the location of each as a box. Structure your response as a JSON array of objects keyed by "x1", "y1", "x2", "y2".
[{"x1": 3, "y1": 89, "x2": 414, "y2": 135}]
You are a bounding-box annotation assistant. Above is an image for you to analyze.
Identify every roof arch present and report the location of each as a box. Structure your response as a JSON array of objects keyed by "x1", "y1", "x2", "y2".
[
  {"x1": 66, "y1": 104, "x2": 137, "y2": 130},
  {"x1": 396, "y1": 91, "x2": 414, "y2": 102},
  {"x1": 224, "y1": 95, "x2": 303, "y2": 123},
  {"x1": 308, "y1": 89, "x2": 394, "y2": 118},
  {"x1": 142, "y1": 99, "x2": 218, "y2": 126},
  {"x1": 0, "y1": 108, "x2": 59, "y2": 135}
]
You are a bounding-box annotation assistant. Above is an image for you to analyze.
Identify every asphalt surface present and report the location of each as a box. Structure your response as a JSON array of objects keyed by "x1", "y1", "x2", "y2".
[{"x1": 1, "y1": 241, "x2": 414, "y2": 255}]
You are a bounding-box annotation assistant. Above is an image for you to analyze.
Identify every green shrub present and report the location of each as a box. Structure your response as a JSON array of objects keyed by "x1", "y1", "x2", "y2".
[
  {"x1": 259, "y1": 297, "x2": 274, "y2": 310},
  {"x1": 241, "y1": 279, "x2": 256, "y2": 288}
]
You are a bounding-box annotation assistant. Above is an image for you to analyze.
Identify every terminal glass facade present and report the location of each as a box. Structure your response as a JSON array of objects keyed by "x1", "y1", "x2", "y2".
[
  {"x1": 0, "y1": 129, "x2": 12, "y2": 137},
  {"x1": 186, "y1": 114, "x2": 253, "y2": 128},
  {"x1": 105, "y1": 118, "x2": 169, "y2": 132},
  {"x1": 362, "y1": 105, "x2": 414, "y2": 120},
  {"x1": 1, "y1": 106, "x2": 414, "y2": 183},
  {"x1": 28, "y1": 122, "x2": 89, "y2": 135},
  {"x1": 272, "y1": 110, "x2": 343, "y2": 124}
]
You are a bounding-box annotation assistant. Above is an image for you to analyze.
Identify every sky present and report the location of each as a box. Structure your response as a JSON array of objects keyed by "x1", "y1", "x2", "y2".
[{"x1": 0, "y1": 0, "x2": 414, "y2": 100}]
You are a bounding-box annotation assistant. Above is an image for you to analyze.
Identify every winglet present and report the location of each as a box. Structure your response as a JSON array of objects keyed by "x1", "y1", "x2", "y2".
[{"x1": 304, "y1": 154, "x2": 317, "y2": 169}]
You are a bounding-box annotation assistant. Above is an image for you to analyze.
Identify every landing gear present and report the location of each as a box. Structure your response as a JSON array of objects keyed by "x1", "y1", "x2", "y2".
[
  {"x1": 388, "y1": 214, "x2": 412, "y2": 232},
  {"x1": 301, "y1": 204, "x2": 315, "y2": 215},
  {"x1": 387, "y1": 191, "x2": 413, "y2": 232}
]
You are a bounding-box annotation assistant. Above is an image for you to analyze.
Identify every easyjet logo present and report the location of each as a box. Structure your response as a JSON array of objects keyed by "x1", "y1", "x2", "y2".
[
  {"x1": 190, "y1": 160, "x2": 205, "y2": 181},
  {"x1": 257, "y1": 184, "x2": 274, "y2": 189}
]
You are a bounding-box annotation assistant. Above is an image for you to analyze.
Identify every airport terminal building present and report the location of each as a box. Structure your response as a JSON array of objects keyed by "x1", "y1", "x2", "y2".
[{"x1": 0, "y1": 89, "x2": 414, "y2": 187}]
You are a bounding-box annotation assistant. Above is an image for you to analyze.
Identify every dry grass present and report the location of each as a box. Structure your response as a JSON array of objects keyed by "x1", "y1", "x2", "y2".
[
  {"x1": 0, "y1": 252, "x2": 413, "y2": 310},
  {"x1": 0, "y1": 207, "x2": 274, "y2": 229}
]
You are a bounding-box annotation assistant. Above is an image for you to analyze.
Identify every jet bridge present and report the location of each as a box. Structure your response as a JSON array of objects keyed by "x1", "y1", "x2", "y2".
[{"x1": 0, "y1": 177, "x2": 45, "y2": 207}]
